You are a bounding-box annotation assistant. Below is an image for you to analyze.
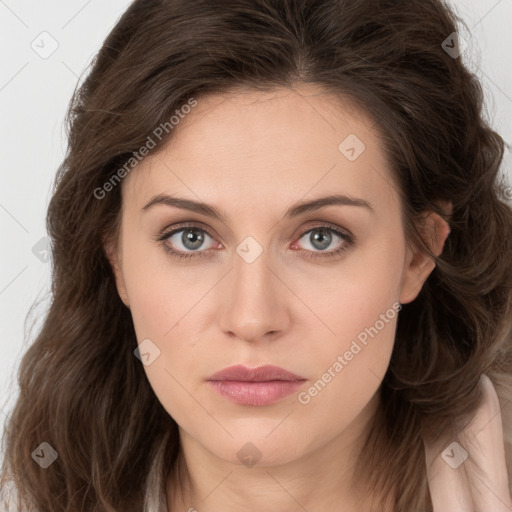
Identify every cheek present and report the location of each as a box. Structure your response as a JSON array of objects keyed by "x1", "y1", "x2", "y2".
[
  {"x1": 125, "y1": 263, "x2": 218, "y2": 347},
  {"x1": 119, "y1": 223, "x2": 197, "y2": 338},
  {"x1": 119, "y1": 235, "x2": 220, "y2": 398},
  {"x1": 306, "y1": 228, "x2": 404, "y2": 344},
  {"x1": 301, "y1": 284, "x2": 399, "y2": 404},
  {"x1": 122, "y1": 255, "x2": 212, "y2": 424},
  {"x1": 296, "y1": 232, "x2": 404, "y2": 403}
]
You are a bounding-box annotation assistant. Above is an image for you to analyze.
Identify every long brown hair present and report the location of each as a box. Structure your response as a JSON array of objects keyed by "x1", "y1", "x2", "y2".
[{"x1": 2, "y1": 0, "x2": 512, "y2": 510}]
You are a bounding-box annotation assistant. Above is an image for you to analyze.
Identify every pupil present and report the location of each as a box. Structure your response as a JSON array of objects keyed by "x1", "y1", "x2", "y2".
[
  {"x1": 183, "y1": 229, "x2": 204, "y2": 250},
  {"x1": 311, "y1": 228, "x2": 331, "y2": 250}
]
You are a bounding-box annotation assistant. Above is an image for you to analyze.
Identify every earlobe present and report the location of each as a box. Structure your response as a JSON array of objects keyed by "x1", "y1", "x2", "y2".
[
  {"x1": 104, "y1": 238, "x2": 130, "y2": 308},
  {"x1": 400, "y1": 204, "x2": 452, "y2": 304}
]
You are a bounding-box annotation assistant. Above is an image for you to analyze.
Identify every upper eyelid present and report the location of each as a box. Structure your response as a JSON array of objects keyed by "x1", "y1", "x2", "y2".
[{"x1": 160, "y1": 222, "x2": 217, "y2": 241}]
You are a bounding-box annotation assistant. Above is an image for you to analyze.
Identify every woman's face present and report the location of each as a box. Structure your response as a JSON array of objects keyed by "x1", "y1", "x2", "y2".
[{"x1": 108, "y1": 85, "x2": 441, "y2": 468}]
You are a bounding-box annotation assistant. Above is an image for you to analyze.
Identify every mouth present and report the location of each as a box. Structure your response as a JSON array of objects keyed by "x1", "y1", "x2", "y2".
[{"x1": 206, "y1": 364, "x2": 307, "y2": 406}]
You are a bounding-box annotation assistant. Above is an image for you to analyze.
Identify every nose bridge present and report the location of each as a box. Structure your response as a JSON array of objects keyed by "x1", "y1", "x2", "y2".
[{"x1": 218, "y1": 239, "x2": 289, "y2": 341}]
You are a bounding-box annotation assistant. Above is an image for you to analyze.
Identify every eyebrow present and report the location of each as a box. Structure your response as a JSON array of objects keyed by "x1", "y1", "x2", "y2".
[{"x1": 142, "y1": 193, "x2": 374, "y2": 220}]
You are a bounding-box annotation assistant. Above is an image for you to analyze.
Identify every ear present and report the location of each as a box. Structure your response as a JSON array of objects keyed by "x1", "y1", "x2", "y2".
[
  {"x1": 104, "y1": 236, "x2": 130, "y2": 308},
  {"x1": 400, "y1": 201, "x2": 452, "y2": 305}
]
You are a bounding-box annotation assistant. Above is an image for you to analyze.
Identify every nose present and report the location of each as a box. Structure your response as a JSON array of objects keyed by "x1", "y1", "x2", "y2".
[{"x1": 218, "y1": 249, "x2": 291, "y2": 343}]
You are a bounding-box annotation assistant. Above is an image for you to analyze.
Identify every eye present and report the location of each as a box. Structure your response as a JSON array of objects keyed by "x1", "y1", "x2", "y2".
[
  {"x1": 292, "y1": 224, "x2": 354, "y2": 259},
  {"x1": 156, "y1": 224, "x2": 219, "y2": 260},
  {"x1": 156, "y1": 222, "x2": 354, "y2": 261}
]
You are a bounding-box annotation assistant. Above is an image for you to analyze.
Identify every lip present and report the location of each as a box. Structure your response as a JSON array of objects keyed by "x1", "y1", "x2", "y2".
[
  {"x1": 208, "y1": 364, "x2": 306, "y2": 382},
  {"x1": 207, "y1": 365, "x2": 307, "y2": 406}
]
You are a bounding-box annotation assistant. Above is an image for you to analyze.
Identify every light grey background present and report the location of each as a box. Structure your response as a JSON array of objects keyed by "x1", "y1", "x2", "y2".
[{"x1": 1, "y1": 0, "x2": 511, "y2": 443}]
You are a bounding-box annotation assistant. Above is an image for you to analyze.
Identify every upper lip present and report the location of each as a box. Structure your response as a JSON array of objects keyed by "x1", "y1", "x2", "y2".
[{"x1": 207, "y1": 364, "x2": 306, "y2": 382}]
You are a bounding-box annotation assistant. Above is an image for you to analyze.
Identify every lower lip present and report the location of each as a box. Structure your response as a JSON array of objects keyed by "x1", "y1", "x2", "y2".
[{"x1": 207, "y1": 380, "x2": 306, "y2": 406}]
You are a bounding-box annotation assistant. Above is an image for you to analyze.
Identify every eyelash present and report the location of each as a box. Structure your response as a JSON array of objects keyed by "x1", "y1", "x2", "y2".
[{"x1": 155, "y1": 222, "x2": 355, "y2": 261}]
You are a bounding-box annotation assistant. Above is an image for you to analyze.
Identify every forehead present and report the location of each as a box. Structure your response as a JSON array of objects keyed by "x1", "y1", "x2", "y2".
[{"x1": 122, "y1": 84, "x2": 400, "y2": 217}]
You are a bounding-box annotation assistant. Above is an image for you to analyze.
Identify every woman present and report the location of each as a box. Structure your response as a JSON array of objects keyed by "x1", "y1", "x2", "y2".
[{"x1": 1, "y1": 0, "x2": 511, "y2": 510}]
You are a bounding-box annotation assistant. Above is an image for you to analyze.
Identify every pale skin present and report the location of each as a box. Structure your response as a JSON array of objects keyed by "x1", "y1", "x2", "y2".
[{"x1": 106, "y1": 85, "x2": 511, "y2": 511}]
